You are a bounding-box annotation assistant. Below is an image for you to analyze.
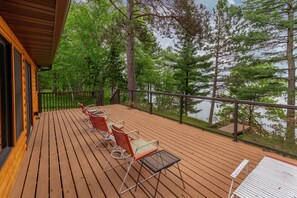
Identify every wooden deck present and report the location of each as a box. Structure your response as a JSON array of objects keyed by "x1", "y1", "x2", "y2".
[
  {"x1": 10, "y1": 104, "x2": 297, "y2": 198},
  {"x1": 219, "y1": 123, "x2": 251, "y2": 134}
]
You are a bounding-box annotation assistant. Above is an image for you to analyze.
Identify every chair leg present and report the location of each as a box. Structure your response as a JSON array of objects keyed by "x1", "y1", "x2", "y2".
[
  {"x1": 119, "y1": 159, "x2": 135, "y2": 194},
  {"x1": 111, "y1": 147, "x2": 130, "y2": 160},
  {"x1": 87, "y1": 120, "x2": 95, "y2": 133},
  {"x1": 135, "y1": 163, "x2": 143, "y2": 192},
  {"x1": 94, "y1": 138, "x2": 112, "y2": 149},
  {"x1": 103, "y1": 155, "x2": 131, "y2": 172}
]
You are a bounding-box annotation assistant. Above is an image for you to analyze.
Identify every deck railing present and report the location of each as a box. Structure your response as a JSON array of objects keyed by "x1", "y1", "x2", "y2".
[
  {"x1": 112, "y1": 89, "x2": 297, "y2": 158},
  {"x1": 39, "y1": 89, "x2": 297, "y2": 157},
  {"x1": 39, "y1": 90, "x2": 104, "y2": 112}
]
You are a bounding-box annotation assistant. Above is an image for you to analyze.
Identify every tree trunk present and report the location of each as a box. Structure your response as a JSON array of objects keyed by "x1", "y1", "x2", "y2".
[
  {"x1": 126, "y1": 0, "x2": 136, "y2": 100},
  {"x1": 209, "y1": 53, "x2": 219, "y2": 125},
  {"x1": 111, "y1": 47, "x2": 116, "y2": 94},
  {"x1": 209, "y1": 18, "x2": 221, "y2": 125},
  {"x1": 286, "y1": 3, "x2": 296, "y2": 144},
  {"x1": 185, "y1": 70, "x2": 189, "y2": 116}
]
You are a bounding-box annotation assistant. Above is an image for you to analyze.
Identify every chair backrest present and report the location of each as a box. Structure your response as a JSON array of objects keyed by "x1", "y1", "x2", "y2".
[
  {"x1": 111, "y1": 125, "x2": 134, "y2": 156},
  {"x1": 78, "y1": 103, "x2": 87, "y2": 114},
  {"x1": 89, "y1": 113, "x2": 109, "y2": 132}
]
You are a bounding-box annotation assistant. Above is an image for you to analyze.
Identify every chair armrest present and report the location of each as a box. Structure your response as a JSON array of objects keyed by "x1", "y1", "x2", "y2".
[
  {"x1": 135, "y1": 140, "x2": 159, "y2": 154},
  {"x1": 112, "y1": 121, "x2": 125, "y2": 128},
  {"x1": 87, "y1": 104, "x2": 95, "y2": 107},
  {"x1": 104, "y1": 113, "x2": 112, "y2": 121},
  {"x1": 126, "y1": 130, "x2": 139, "y2": 139},
  {"x1": 90, "y1": 110, "x2": 105, "y2": 115},
  {"x1": 126, "y1": 129, "x2": 139, "y2": 135},
  {"x1": 228, "y1": 159, "x2": 249, "y2": 198},
  {"x1": 231, "y1": 159, "x2": 249, "y2": 179}
]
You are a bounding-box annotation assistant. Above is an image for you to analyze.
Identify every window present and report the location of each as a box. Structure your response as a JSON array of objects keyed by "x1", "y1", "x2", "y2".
[
  {"x1": 14, "y1": 49, "x2": 23, "y2": 139},
  {"x1": 0, "y1": 35, "x2": 12, "y2": 165}
]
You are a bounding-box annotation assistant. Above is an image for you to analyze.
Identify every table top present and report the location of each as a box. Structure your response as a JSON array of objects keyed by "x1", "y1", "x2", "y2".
[
  {"x1": 233, "y1": 156, "x2": 297, "y2": 198},
  {"x1": 140, "y1": 150, "x2": 181, "y2": 173}
]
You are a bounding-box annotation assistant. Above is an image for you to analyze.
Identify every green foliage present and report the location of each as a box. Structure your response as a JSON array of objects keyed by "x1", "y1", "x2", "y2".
[
  {"x1": 135, "y1": 24, "x2": 161, "y2": 89},
  {"x1": 229, "y1": 64, "x2": 285, "y2": 101},
  {"x1": 171, "y1": 21, "x2": 213, "y2": 114},
  {"x1": 39, "y1": 1, "x2": 126, "y2": 92}
]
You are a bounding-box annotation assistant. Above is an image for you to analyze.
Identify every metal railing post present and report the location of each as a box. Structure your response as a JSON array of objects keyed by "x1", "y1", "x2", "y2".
[
  {"x1": 150, "y1": 92, "x2": 153, "y2": 114},
  {"x1": 233, "y1": 100, "x2": 239, "y2": 142},
  {"x1": 179, "y1": 95, "x2": 183, "y2": 124}
]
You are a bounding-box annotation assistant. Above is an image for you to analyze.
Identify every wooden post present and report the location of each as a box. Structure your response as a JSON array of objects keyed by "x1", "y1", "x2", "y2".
[
  {"x1": 131, "y1": 90, "x2": 134, "y2": 103},
  {"x1": 117, "y1": 89, "x2": 120, "y2": 104},
  {"x1": 110, "y1": 89, "x2": 120, "y2": 104},
  {"x1": 38, "y1": 92, "x2": 42, "y2": 113},
  {"x1": 97, "y1": 90, "x2": 104, "y2": 106}
]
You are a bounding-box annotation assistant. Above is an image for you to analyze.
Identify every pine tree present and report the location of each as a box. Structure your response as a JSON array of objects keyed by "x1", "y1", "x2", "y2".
[
  {"x1": 227, "y1": 63, "x2": 285, "y2": 130},
  {"x1": 239, "y1": 0, "x2": 297, "y2": 143},
  {"x1": 107, "y1": 0, "x2": 207, "y2": 96},
  {"x1": 208, "y1": 0, "x2": 237, "y2": 125},
  {"x1": 172, "y1": 4, "x2": 212, "y2": 115}
]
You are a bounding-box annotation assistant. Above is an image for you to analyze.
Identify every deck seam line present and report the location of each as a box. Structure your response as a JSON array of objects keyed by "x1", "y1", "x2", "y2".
[
  {"x1": 58, "y1": 110, "x2": 93, "y2": 196},
  {"x1": 55, "y1": 110, "x2": 79, "y2": 197},
  {"x1": 19, "y1": 116, "x2": 42, "y2": 197},
  {"x1": 64, "y1": 109, "x2": 106, "y2": 197},
  {"x1": 53, "y1": 111, "x2": 65, "y2": 197}
]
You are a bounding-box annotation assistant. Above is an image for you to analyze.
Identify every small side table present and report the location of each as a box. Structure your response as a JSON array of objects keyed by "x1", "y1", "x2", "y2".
[{"x1": 135, "y1": 150, "x2": 185, "y2": 197}]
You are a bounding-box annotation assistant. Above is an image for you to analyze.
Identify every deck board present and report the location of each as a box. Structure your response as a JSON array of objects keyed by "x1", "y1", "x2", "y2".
[{"x1": 10, "y1": 104, "x2": 297, "y2": 198}]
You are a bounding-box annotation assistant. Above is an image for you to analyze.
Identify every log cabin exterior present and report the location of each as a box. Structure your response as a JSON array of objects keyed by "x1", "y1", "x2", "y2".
[{"x1": 0, "y1": 1, "x2": 70, "y2": 196}]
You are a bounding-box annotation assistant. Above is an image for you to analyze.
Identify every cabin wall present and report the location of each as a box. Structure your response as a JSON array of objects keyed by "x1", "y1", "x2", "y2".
[{"x1": 0, "y1": 16, "x2": 39, "y2": 197}]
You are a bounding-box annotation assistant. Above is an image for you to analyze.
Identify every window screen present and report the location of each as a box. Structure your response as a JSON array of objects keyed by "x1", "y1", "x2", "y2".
[{"x1": 14, "y1": 49, "x2": 23, "y2": 139}]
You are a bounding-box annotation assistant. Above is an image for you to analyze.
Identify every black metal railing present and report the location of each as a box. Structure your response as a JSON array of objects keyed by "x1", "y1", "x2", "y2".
[{"x1": 39, "y1": 90, "x2": 104, "y2": 112}]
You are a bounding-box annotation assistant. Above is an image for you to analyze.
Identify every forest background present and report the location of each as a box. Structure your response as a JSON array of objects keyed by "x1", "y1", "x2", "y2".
[{"x1": 39, "y1": 0, "x2": 297, "y2": 152}]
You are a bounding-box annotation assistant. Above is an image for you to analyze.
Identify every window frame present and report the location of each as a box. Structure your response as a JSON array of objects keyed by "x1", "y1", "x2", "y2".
[
  {"x1": 0, "y1": 34, "x2": 13, "y2": 169},
  {"x1": 14, "y1": 48, "x2": 23, "y2": 140}
]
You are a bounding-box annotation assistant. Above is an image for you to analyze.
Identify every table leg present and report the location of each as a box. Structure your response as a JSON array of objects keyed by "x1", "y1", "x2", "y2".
[
  {"x1": 177, "y1": 162, "x2": 185, "y2": 189},
  {"x1": 135, "y1": 163, "x2": 143, "y2": 192},
  {"x1": 154, "y1": 172, "x2": 162, "y2": 198}
]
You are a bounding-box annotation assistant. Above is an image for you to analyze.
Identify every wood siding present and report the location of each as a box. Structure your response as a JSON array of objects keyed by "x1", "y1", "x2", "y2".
[
  {"x1": 0, "y1": 0, "x2": 70, "y2": 67},
  {"x1": 32, "y1": 65, "x2": 38, "y2": 126},
  {"x1": 0, "y1": 16, "x2": 38, "y2": 197}
]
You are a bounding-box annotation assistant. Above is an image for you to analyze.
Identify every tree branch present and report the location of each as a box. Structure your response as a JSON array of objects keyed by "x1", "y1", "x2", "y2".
[
  {"x1": 108, "y1": 0, "x2": 127, "y2": 18},
  {"x1": 133, "y1": 12, "x2": 178, "y2": 20}
]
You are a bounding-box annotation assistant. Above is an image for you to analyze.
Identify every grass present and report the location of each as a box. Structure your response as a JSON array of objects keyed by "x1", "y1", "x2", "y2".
[{"x1": 239, "y1": 133, "x2": 297, "y2": 156}]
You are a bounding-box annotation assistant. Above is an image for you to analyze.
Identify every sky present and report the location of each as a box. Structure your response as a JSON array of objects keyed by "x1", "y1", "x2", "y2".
[
  {"x1": 197, "y1": 0, "x2": 243, "y2": 10},
  {"x1": 157, "y1": 0, "x2": 243, "y2": 48}
]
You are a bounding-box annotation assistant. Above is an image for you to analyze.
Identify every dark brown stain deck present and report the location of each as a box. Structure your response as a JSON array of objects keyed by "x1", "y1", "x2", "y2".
[{"x1": 10, "y1": 104, "x2": 297, "y2": 198}]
